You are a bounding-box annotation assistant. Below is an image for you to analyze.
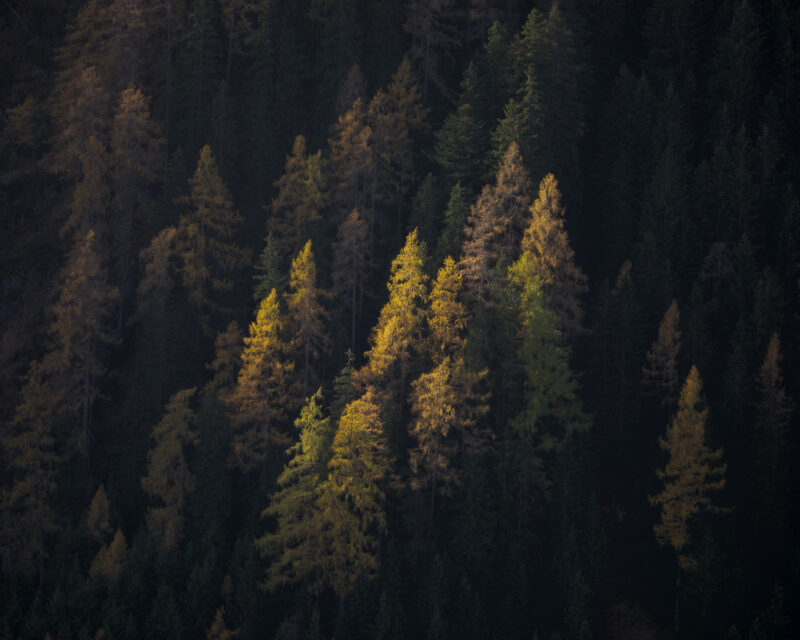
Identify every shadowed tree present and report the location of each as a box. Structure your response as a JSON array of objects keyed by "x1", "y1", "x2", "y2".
[
  {"x1": 141, "y1": 387, "x2": 199, "y2": 551},
  {"x1": 45, "y1": 230, "x2": 117, "y2": 463},
  {"x1": 1, "y1": 363, "x2": 61, "y2": 590},
  {"x1": 177, "y1": 145, "x2": 248, "y2": 334},
  {"x1": 643, "y1": 299, "x2": 681, "y2": 415},
  {"x1": 332, "y1": 209, "x2": 370, "y2": 354}
]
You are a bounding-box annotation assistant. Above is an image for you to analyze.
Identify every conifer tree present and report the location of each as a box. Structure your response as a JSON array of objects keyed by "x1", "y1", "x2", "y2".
[
  {"x1": 328, "y1": 98, "x2": 375, "y2": 233},
  {"x1": 253, "y1": 232, "x2": 285, "y2": 303},
  {"x1": 433, "y1": 103, "x2": 486, "y2": 191},
  {"x1": 428, "y1": 256, "x2": 467, "y2": 363},
  {"x1": 257, "y1": 389, "x2": 333, "y2": 594},
  {"x1": 650, "y1": 366, "x2": 726, "y2": 630},
  {"x1": 229, "y1": 289, "x2": 295, "y2": 472},
  {"x1": 177, "y1": 145, "x2": 248, "y2": 333},
  {"x1": 332, "y1": 209, "x2": 370, "y2": 353},
  {"x1": 1, "y1": 363, "x2": 61, "y2": 585},
  {"x1": 507, "y1": 251, "x2": 589, "y2": 452},
  {"x1": 490, "y1": 68, "x2": 541, "y2": 173},
  {"x1": 141, "y1": 387, "x2": 199, "y2": 551},
  {"x1": 65, "y1": 135, "x2": 111, "y2": 241},
  {"x1": 409, "y1": 356, "x2": 489, "y2": 533},
  {"x1": 88, "y1": 528, "x2": 128, "y2": 583},
  {"x1": 86, "y1": 484, "x2": 112, "y2": 542},
  {"x1": 360, "y1": 229, "x2": 429, "y2": 390},
  {"x1": 461, "y1": 142, "x2": 532, "y2": 303},
  {"x1": 269, "y1": 135, "x2": 328, "y2": 262},
  {"x1": 317, "y1": 388, "x2": 391, "y2": 599},
  {"x1": 369, "y1": 57, "x2": 427, "y2": 235},
  {"x1": 404, "y1": 0, "x2": 459, "y2": 98},
  {"x1": 436, "y1": 182, "x2": 471, "y2": 262},
  {"x1": 45, "y1": 229, "x2": 117, "y2": 462},
  {"x1": 521, "y1": 172, "x2": 588, "y2": 336},
  {"x1": 206, "y1": 607, "x2": 239, "y2": 640},
  {"x1": 286, "y1": 241, "x2": 329, "y2": 394},
  {"x1": 752, "y1": 334, "x2": 793, "y2": 535},
  {"x1": 643, "y1": 299, "x2": 681, "y2": 413},
  {"x1": 110, "y1": 86, "x2": 164, "y2": 330}
]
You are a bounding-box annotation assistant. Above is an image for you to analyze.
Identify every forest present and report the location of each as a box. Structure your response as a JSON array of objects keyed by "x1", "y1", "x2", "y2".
[{"x1": 0, "y1": 0, "x2": 798, "y2": 637}]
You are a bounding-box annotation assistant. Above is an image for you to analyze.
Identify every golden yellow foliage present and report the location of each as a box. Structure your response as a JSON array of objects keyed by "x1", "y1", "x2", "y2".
[
  {"x1": 428, "y1": 256, "x2": 467, "y2": 363},
  {"x1": 88, "y1": 528, "x2": 128, "y2": 583},
  {"x1": 86, "y1": 484, "x2": 112, "y2": 542},
  {"x1": 649, "y1": 367, "x2": 726, "y2": 570},
  {"x1": 643, "y1": 299, "x2": 681, "y2": 409}
]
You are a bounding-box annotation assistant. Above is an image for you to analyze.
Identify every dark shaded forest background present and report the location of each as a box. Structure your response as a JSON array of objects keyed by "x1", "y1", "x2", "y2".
[{"x1": 1, "y1": 0, "x2": 799, "y2": 637}]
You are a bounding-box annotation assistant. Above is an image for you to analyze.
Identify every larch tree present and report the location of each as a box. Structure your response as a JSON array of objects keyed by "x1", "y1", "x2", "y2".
[
  {"x1": 65, "y1": 135, "x2": 111, "y2": 241},
  {"x1": 360, "y1": 228, "x2": 429, "y2": 393},
  {"x1": 332, "y1": 209, "x2": 370, "y2": 354},
  {"x1": 257, "y1": 389, "x2": 334, "y2": 594},
  {"x1": 141, "y1": 387, "x2": 199, "y2": 551},
  {"x1": 316, "y1": 388, "x2": 392, "y2": 599},
  {"x1": 286, "y1": 241, "x2": 329, "y2": 395},
  {"x1": 643, "y1": 299, "x2": 681, "y2": 414},
  {"x1": 427, "y1": 256, "x2": 468, "y2": 363},
  {"x1": 520, "y1": 172, "x2": 588, "y2": 336},
  {"x1": 110, "y1": 86, "x2": 164, "y2": 332},
  {"x1": 88, "y1": 527, "x2": 128, "y2": 584},
  {"x1": 269, "y1": 135, "x2": 328, "y2": 262},
  {"x1": 753, "y1": 334, "x2": 793, "y2": 535},
  {"x1": 86, "y1": 483, "x2": 112, "y2": 543},
  {"x1": 368, "y1": 57, "x2": 427, "y2": 234},
  {"x1": 460, "y1": 141, "x2": 532, "y2": 304},
  {"x1": 328, "y1": 98, "x2": 375, "y2": 236},
  {"x1": 649, "y1": 366, "x2": 726, "y2": 631},
  {"x1": 206, "y1": 607, "x2": 240, "y2": 640},
  {"x1": 229, "y1": 289, "x2": 296, "y2": 473},
  {"x1": 507, "y1": 250, "x2": 589, "y2": 455},
  {"x1": 1, "y1": 363, "x2": 61, "y2": 587},
  {"x1": 409, "y1": 356, "x2": 489, "y2": 535},
  {"x1": 177, "y1": 144, "x2": 248, "y2": 333},
  {"x1": 45, "y1": 229, "x2": 117, "y2": 463}
]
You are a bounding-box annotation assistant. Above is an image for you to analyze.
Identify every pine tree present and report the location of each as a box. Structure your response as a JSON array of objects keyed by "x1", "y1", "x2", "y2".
[
  {"x1": 490, "y1": 68, "x2": 541, "y2": 173},
  {"x1": 521, "y1": 172, "x2": 588, "y2": 336},
  {"x1": 257, "y1": 389, "x2": 333, "y2": 594},
  {"x1": 360, "y1": 229, "x2": 429, "y2": 390},
  {"x1": 286, "y1": 241, "x2": 329, "y2": 394},
  {"x1": 141, "y1": 387, "x2": 199, "y2": 551},
  {"x1": 436, "y1": 182, "x2": 471, "y2": 262},
  {"x1": 332, "y1": 209, "x2": 370, "y2": 353},
  {"x1": 45, "y1": 229, "x2": 117, "y2": 462},
  {"x1": 1, "y1": 363, "x2": 61, "y2": 585},
  {"x1": 269, "y1": 135, "x2": 328, "y2": 262},
  {"x1": 316, "y1": 388, "x2": 391, "y2": 599},
  {"x1": 229, "y1": 289, "x2": 295, "y2": 472},
  {"x1": 177, "y1": 144, "x2": 248, "y2": 333},
  {"x1": 643, "y1": 299, "x2": 681, "y2": 413}
]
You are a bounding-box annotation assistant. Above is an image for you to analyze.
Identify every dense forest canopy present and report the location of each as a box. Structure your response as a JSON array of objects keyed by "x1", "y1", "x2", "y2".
[{"x1": 1, "y1": 0, "x2": 799, "y2": 638}]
